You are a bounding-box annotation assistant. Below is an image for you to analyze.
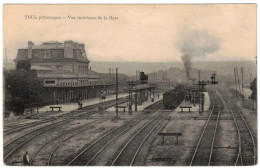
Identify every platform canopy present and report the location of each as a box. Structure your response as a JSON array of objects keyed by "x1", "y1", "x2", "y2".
[{"x1": 131, "y1": 84, "x2": 157, "y2": 91}]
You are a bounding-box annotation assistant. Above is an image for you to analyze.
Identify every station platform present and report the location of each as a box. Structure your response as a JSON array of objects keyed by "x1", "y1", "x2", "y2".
[
  {"x1": 4, "y1": 93, "x2": 129, "y2": 121},
  {"x1": 106, "y1": 92, "x2": 164, "y2": 113},
  {"x1": 38, "y1": 93, "x2": 128, "y2": 113},
  {"x1": 174, "y1": 92, "x2": 210, "y2": 113}
]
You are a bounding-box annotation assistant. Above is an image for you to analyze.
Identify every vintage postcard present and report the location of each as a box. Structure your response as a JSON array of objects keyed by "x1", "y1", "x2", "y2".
[{"x1": 3, "y1": 4, "x2": 257, "y2": 166}]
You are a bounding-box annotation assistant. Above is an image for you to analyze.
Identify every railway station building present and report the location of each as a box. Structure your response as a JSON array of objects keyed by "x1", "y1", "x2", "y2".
[{"x1": 14, "y1": 40, "x2": 111, "y2": 104}]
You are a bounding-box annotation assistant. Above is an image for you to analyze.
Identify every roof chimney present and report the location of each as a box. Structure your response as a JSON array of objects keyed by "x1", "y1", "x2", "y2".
[{"x1": 28, "y1": 41, "x2": 34, "y2": 58}]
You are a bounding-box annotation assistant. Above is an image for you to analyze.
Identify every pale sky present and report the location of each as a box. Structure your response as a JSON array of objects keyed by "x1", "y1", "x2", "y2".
[{"x1": 3, "y1": 4, "x2": 256, "y2": 62}]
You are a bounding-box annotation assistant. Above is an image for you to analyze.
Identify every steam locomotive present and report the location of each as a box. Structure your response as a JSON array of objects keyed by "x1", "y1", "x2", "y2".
[{"x1": 163, "y1": 84, "x2": 187, "y2": 109}]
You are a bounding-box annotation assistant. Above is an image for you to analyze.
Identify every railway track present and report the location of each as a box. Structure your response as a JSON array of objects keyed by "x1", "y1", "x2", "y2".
[
  {"x1": 4, "y1": 118, "x2": 100, "y2": 165},
  {"x1": 64, "y1": 100, "x2": 163, "y2": 166},
  {"x1": 4, "y1": 99, "x2": 128, "y2": 165},
  {"x1": 111, "y1": 112, "x2": 167, "y2": 166},
  {"x1": 4, "y1": 98, "x2": 127, "y2": 136},
  {"x1": 189, "y1": 92, "x2": 221, "y2": 166},
  {"x1": 4, "y1": 98, "x2": 127, "y2": 135},
  {"x1": 4, "y1": 119, "x2": 68, "y2": 162},
  {"x1": 29, "y1": 119, "x2": 99, "y2": 165},
  {"x1": 227, "y1": 102, "x2": 257, "y2": 165},
  {"x1": 217, "y1": 89, "x2": 257, "y2": 165}
]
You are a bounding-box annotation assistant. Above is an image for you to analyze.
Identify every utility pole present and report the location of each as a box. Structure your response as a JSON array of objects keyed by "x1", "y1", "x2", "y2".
[
  {"x1": 241, "y1": 67, "x2": 244, "y2": 101},
  {"x1": 115, "y1": 68, "x2": 118, "y2": 116},
  {"x1": 128, "y1": 80, "x2": 134, "y2": 114},
  {"x1": 108, "y1": 68, "x2": 112, "y2": 83},
  {"x1": 112, "y1": 68, "x2": 114, "y2": 84},
  {"x1": 130, "y1": 80, "x2": 133, "y2": 113},
  {"x1": 128, "y1": 82, "x2": 131, "y2": 112},
  {"x1": 135, "y1": 89, "x2": 137, "y2": 112},
  {"x1": 155, "y1": 71, "x2": 157, "y2": 83},
  {"x1": 198, "y1": 70, "x2": 201, "y2": 113},
  {"x1": 198, "y1": 81, "x2": 207, "y2": 113},
  {"x1": 234, "y1": 68, "x2": 238, "y2": 97},
  {"x1": 236, "y1": 67, "x2": 241, "y2": 97}
]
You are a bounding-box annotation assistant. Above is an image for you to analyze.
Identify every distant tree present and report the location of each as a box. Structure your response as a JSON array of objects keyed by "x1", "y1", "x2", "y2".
[
  {"x1": 16, "y1": 60, "x2": 31, "y2": 71},
  {"x1": 5, "y1": 60, "x2": 43, "y2": 116},
  {"x1": 250, "y1": 78, "x2": 257, "y2": 101}
]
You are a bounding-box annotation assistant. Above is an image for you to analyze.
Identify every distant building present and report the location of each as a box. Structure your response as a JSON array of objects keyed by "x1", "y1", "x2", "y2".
[{"x1": 14, "y1": 40, "x2": 109, "y2": 103}]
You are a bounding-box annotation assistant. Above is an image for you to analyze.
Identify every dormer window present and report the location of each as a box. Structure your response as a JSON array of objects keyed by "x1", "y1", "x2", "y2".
[{"x1": 45, "y1": 51, "x2": 51, "y2": 59}]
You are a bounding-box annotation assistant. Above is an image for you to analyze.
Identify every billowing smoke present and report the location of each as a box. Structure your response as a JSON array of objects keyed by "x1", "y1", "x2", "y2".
[{"x1": 177, "y1": 30, "x2": 220, "y2": 80}]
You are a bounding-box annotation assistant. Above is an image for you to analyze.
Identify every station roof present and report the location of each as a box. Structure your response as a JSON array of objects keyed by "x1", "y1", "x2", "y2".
[{"x1": 132, "y1": 84, "x2": 157, "y2": 91}]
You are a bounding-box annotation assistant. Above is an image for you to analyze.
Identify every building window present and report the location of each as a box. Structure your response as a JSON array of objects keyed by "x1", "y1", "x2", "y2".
[
  {"x1": 45, "y1": 51, "x2": 51, "y2": 59},
  {"x1": 45, "y1": 80, "x2": 55, "y2": 84}
]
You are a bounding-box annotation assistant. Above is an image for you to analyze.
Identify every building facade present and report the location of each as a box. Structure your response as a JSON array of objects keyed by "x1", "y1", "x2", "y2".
[{"x1": 14, "y1": 40, "x2": 107, "y2": 104}]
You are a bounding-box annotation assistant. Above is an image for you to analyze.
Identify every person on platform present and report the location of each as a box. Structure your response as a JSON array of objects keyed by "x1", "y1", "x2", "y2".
[
  {"x1": 80, "y1": 100, "x2": 83, "y2": 109},
  {"x1": 158, "y1": 93, "x2": 160, "y2": 99},
  {"x1": 78, "y1": 100, "x2": 81, "y2": 109},
  {"x1": 23, "y1": 151, "x2": 30, "y2": 166}
]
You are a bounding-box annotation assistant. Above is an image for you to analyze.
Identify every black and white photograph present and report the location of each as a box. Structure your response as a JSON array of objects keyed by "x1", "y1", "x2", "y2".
[{"x1": 2, "y1": 4, "x2": 257, "y2": 166}]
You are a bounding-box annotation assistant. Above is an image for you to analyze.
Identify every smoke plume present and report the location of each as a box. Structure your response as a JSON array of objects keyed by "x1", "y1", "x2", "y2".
[{"x1": 177, "y1": 30, "x2": 220, "y2": 80}]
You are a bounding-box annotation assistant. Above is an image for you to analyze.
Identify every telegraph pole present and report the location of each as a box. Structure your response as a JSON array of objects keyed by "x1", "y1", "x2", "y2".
[
  {"x1": 198, "y1": 70, "x2": 200, "y2": 112},
  {"x1": 130, "y1": 80, "x2": 133, "y2": 113},
  {"x1": 241, "y1": 67, "x2": 244, "y2": 100},
  {"x1": 236, "y1": 68, "x2": 241, "y2": 97},
  {"x1": 109, "y1": 68, "x2": 111, "y2": 83},
  {"x1": 128, "y1": 80, "x2": 134, "y2": 114},
  {"x1": 234, "y1": 68, "x2": 238, "y2": 97},
  {"x1": 241, "y1": 68, "x2": 244, "y2": 94},
  {"x1": 135, "y1": 89, "x2": 137, "y2": 112},
  {"x1": 112, "y1": 68, "x2": 114, "y2": 84},
  {"x1": 115, "y1": 68, "x2": 118, "y2": 116}
]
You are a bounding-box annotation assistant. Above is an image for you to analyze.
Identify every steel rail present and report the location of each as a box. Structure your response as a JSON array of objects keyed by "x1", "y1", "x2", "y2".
[
  {"x1": 49, "y1": 103, "x2": 162, "y2": 165},
  {"x1": 66, "y1": 121, "x2": 134, "y2": 165},
  {"x1": 4, "y1": 98, "x2": 127, "y2": 134},
  {"x1": 227, "y1": 104, "x2": 243, "y2": 165},
  {"x1": 234, "y1": 104, "x2": 257, "y2": 165},
  {"x1": 85, "y1": 112, "x2": 163, "y2": 166},
  {"x1": 29, "y1": 119, "x2": 99, "y2": 165},
  {"x1": 4, "y1": 98, "x2": 128, "y2": 157},
  {"x1": 216, "y1": 91, "x2": 243, "y2": 166},
  {"x1": 4, "y1": 109, "x2": 103, "y2": 163},
  {"x1": 216, "y1": 89, "x2": 256, "y2": 165},
  {"x1": 4, "y1": 119, "x2": 66, "y2": 153},
  {"x1": 129, "y1": 116, "x2": 165, "y2": 166},
  {"x1": 111, "y1": 113, "x2": 166, "y2": 166},
  {"x1": 208, "y1": 104, "x2": 221, "y2": 165},
  {"x1": 47, "y1": 120, "x2": 104, "y2": 166},
  {"x1": 4, "y1": 110, "x2": 94, "y2": 148},
  {"x1": 49, "y1": 101, "x2": 162, "y2": 165},
  {"x1": 4, "y1": 124, "x2": 58, "y2": 161},
  {"x1": 46, "y1": 108, "x2": 136, "y2": 166},
  {"x1": 189, "y1": 94, "x2": 216, "y2": 166},
  {"x1": 66, "y1": 100, "x2": 163, "y2": 166}
]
